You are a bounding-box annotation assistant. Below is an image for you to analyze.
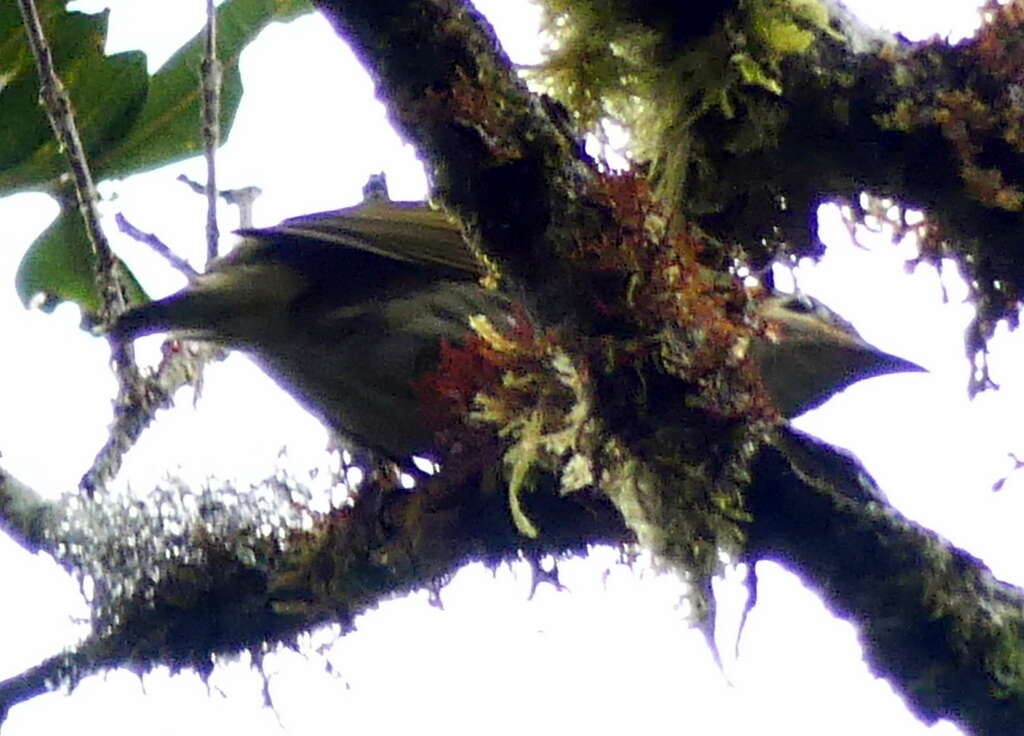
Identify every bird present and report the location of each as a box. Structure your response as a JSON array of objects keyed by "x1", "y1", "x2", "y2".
[
  {"x1": 751, "y1": 291, "x2": 924, "y2": 417},
  {"x1": 111, "y1": 193, "x2": 923, "y2": 459}
]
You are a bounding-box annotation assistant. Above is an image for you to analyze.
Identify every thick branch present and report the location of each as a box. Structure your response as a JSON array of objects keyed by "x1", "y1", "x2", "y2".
[
  {"x1": 537, "y1": 0, "x2": 1024, "y2": 373},
  {"x1": 6, "y1": 420, "x2": 1024, "y2": 736},
  {"x1": 0, "y1": 465, "x2": 60, "y2": 555},
  {"x1": 747, "y1": 428, "x2": 1024, "y2": 736},
  {"x1": 312, "y1": 0, "x2": 611, "y2": 330},
  {"x1": 0, "y1": 466, "x2": 629, "y2": 722}
]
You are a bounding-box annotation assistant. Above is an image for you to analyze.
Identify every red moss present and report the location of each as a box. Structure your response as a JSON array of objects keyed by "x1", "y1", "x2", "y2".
[{"x1": 415, "y1": 334, "x2": 503, "y2": 430}]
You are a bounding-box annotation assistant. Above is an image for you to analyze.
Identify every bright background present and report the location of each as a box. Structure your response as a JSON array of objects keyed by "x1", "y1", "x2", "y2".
[{"x1": 0, "y1": 2, "x2": 1017, "y2": 734}]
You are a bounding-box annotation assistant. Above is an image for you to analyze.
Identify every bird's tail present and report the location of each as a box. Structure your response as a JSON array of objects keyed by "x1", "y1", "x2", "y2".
[
  {"x1": 108, "y1": 259, "x2": 308, "y2": 343},
  {"x1": 108, "y1": 292, "x2": 217, "y2": 341}
]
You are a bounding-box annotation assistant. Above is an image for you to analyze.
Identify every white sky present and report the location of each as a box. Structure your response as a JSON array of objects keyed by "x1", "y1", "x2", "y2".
[{"x1": 0, "y1": 1, "x2": 1016, "y2": 734}]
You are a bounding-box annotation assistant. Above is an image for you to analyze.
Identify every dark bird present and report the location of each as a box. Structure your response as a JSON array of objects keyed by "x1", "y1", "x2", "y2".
[{"x1": 112, "y1": 198, "x2": 923, "y2": 458}]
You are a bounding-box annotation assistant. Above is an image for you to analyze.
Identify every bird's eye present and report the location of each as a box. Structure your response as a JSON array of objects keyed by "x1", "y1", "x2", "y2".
[{"x1": 782, "y1": 294, "x2": 816, "y2": 314}]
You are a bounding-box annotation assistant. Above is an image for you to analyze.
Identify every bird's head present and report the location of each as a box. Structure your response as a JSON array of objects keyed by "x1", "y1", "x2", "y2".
[{"x1": 752, "y1": 291, "x2": 925, "y2": 417}]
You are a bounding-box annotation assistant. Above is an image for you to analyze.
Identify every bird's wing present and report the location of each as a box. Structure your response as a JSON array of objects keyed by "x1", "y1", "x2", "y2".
[{"x1": 235, "y1": 201, "x2": 484, "y2": 277}]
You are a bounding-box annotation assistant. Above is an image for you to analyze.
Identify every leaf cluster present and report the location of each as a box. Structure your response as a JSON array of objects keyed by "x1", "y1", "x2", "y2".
[{"x1": 2, "y1": 0, "x2": 311, "y2": 316}]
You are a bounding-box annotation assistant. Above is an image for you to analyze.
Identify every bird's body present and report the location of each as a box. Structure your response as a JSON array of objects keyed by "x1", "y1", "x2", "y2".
[
  {"x1": 113, "y1": 201, "x2": 512, "y2": 458},
  {"x1": 112, "y1": 199, "x2": 922, "y2": 459}
]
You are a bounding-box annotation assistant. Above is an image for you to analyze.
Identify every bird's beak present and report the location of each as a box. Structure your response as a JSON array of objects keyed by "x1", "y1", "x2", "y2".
[
  {"x1": 753, "y1": 295, "x2": 926, "y2": 417},
  {"x1": 868, "y1": 349, "x2": 926, "y2": 377},
  {"x1": 812, "y1": 320, "x2": 926, "y2": 376},
  {"x1": 758, "y1": 337, "x2": 925, "y2": 418}
]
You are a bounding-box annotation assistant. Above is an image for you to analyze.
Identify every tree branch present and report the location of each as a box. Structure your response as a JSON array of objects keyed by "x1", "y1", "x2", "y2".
[
  {"x1": 7, "y1": 5, "x2": 1024, "y2": 734},
  {"x1": 6, "y1": 426, "x2": 1022, "y2": 735},
  {"x1": 16, "y1": 0, "x2": 141, "y2": 399},
  {"x1": 0, "y1": 465, "x2": 61, "y2": 556},
  {"x1": 0, "y1": 466, "x2": 629, "y2": 722},
  {"x1": 313, "y1": 0, "x2": 611, "y2": 330},
  {"x1": 748, "y1": 428, "x2": 1024, "y2": 735},
  {"x1": 201, "y1": 0, "x2": 221, "y2": 262},
  {"x1": 537, "y1": 0, "x2": 1024, "y2": 380}
]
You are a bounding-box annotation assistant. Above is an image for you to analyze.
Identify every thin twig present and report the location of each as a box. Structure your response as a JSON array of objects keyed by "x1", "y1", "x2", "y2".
[
  {"x1": 177, "y1": 175, "x2": 262, "y2": 230},
  {"x1": 16, "y1": 0, "x2": 122, "y2": 320},
  {"x1": 114, "y1": 213, "x2": 199, "y2": 279},
  {"x1": 79, "y1": 340, "x2": 227, "y2": 498},
  {"x1": 17, "y1": 0, "x2": 146, "y2": 498},
  {"x1": 221, "y1": 186, "x2": 262, "y2": 229},
  {"x1": 202, "y1": 0, "x2": 222, "y2": 263}
]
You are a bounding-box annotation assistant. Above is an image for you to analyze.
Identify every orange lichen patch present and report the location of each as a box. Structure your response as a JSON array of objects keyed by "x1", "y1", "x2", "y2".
[
  {"x1": 931, "y1": 85, "x2": 1024, "y2": 211},
  {"x1": 936, "y1": 88, "x2": 1024, "y2": 210},
  {"x1": 468, "y1": 315, "x2": 577, "y2": 434},
  {"x1": 578, "y1": 171, "x2": 758, "y2": 416},
  {"x1": 935, "y1": 89, "x2": 995, "y2": 144},
  {"x1": 973, "y1": 0, "x2": 1024, "y2": 82},
  {"x1": 877, "y1": 6, "x2": 1024, "y2": 217},
  {"x1": 417, "y1": 307, "x2": 589, "y2": 537},
  {"x1": 962, "y1": 164, "x2": 1024, "y2": 211},
  {"x1": 417, "y1": 169, "x2": 766, "y2": 490}
]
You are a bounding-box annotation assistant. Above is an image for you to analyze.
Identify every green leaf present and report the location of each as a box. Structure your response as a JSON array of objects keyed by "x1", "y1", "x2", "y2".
[
  {"x1": 0, "y1": 5, "x2": 150, "y2": 192},
  {"x1": 4, "y1": 0, "x2": 312, "y2": 315},
  {"x1": 97, "y1": 0, "x2": 313, "y2": 179},
  {"x1": 0, "y1": 0, "x2": 312, "y2": 194},
  {"x1": 0, "y1": 48, "x2": 150, "y2": 190},
  {"x1": 15, "y1": 203, "x2": 148, "y2": 316}
]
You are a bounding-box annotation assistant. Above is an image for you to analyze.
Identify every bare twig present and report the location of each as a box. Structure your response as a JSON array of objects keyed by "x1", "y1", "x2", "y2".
[
  {"x1": 176, "y1": 173, "x2": 210, "y2": 197},
  {"x1": 17, "y1": 0, "x2": 147, "y2": 498},
  {"x1": 16, "y1": 0, "x2": 122, "y2": 320},
  {"x1": 115, "y1": 213, "x2": 199, "y2": 279},
  {"x1": 221, "y1": 186, "x2": 262, "y2": 229},
  {"x1": 0, "y1": 650, "x2": 94, "y2": 726},
  {"x1": 177, "y1": 175, "x2": 262, "y2": 230},
  {"x1": 201, "y1": 0, "x2": 222, "y2": 263},
  {"x1": 78, "y1": 339, "x2": 228, "y2": 498}
]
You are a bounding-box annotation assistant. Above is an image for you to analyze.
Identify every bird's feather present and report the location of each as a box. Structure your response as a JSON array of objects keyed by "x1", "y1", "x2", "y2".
[{"x1": 236, "y1": 201, "x2": 483, "y2": 277}]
